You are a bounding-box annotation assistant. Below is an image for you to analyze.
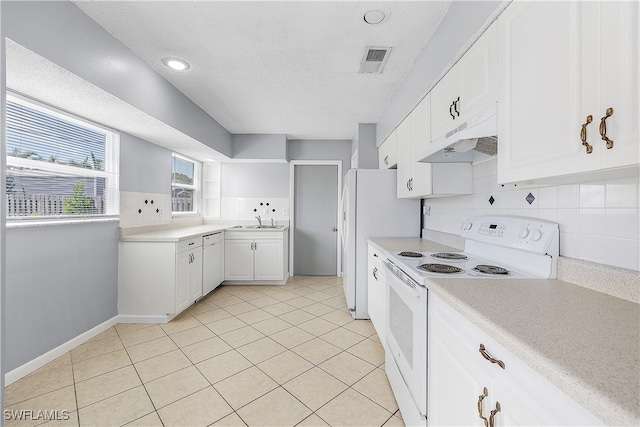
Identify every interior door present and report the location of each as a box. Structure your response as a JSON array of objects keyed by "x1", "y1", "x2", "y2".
[{"x1": 293, "y1": 165, "x2": 338, "y2": 275}]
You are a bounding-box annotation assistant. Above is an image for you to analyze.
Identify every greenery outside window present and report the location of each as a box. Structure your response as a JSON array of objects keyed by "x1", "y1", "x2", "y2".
[
  {"x1": 172, "y1": 153, "x2": 199, "y2": 214},
  {"x1": 5, "y1": 93, "x2": 119, "y2": 220}
]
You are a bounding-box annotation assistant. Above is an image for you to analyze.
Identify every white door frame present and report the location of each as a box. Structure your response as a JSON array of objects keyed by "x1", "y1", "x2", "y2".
[{"x1": 289, "y1": 160, "x2": 342, "y2": 277}]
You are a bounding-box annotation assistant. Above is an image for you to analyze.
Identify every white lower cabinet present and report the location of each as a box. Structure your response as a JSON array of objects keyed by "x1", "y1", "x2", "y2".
[
  {"x1": 176, "y1": 242, "x2": 203, "y2": 313},
  {"x1": 224, "y1": 239, "x2": 255, "y2": 281},
  {"x1": 119, "y1": 236, "x2": 203, "y2": 319},
  {"x1": 428, "y1": 293, "x2": 603, "y2": 426},
  {"x1": 224, "y1": 230, "x2": 289, "y2": 283},
  {"x1": 367, "y1": 244, "x2": 386, "y2": 345}
]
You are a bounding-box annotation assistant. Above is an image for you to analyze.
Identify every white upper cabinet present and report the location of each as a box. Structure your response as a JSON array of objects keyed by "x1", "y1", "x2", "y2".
[
  {"x1": 430, "y1": 22, "x2": 497, "y2": 144},
  {"x1": 397, "y1": 93, "x2": 472, "y2": 199},
  {"x1": 497, "y1": 1, "x2": 639, "y2": 184},
  {"x1": 378, "y1": 131, "x2": 398, "y2": 169},
  {"x1": 396, "y1": 116, "x2": 414, "y2": 198},
  {"x1": 408, "y1": 95, "x2": 433, "y2": 197}
]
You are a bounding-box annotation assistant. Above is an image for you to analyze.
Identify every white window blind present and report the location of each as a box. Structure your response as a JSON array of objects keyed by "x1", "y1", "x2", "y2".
[
  {"x1": 5, "y1": 94, "x2": 119, "y2": 220},
  {"x1": 171, "y1": 153, "x2": 198, "y2": 213}
]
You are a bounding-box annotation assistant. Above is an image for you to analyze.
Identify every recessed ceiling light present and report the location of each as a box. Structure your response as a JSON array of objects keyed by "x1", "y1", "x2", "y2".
[
  {"x1": 364, "y1": 9, "x2": 386, "y2": 25},
  {"x1": 162, "y1": 57, "x2": 190, "y2": 71}
]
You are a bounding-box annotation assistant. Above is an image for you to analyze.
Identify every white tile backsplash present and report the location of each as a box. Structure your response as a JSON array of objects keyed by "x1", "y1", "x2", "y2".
[
  {"x1": 220, "y1": 197, "x2": 290, "y2": 221},
  {"x1": 605, "y1": 237, "x2": 639, "y2": 270},
  {"x1": 423, "y1": 159, "x2": 640, "y2": 271},
  {"x1": 120, "y1": 191, "x2": 172, "y2": 228},
  {"x1": 579, "y1": 209, "x2": 606, "y2": 237},
  {"x1": 579, "y1": 183, "x2": 606, "y2": 208},
  {"x1": 606, "y1": 178, "x2": 639, "y2": 208}
]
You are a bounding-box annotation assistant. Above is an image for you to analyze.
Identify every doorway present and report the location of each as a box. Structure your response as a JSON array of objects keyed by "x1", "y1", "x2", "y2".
[{"x1": 290, "y1": 161, "x2": 342, "y2": 276}]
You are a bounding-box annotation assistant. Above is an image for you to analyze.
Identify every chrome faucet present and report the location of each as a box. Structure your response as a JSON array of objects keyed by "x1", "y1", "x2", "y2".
[{"x1": 255, "y1": 215, "x2": 262, "y2": 227}]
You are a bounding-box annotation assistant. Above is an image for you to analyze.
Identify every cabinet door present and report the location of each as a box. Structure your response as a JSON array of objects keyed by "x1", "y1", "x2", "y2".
[
  {"x1": 457, "y1": 22, "x2": 497, "y2": 123},
  {"x1": 410, "y1": 94, "x2": 433, "y2": 197},
  {"x1": 489, "y1": 380, "x2": 547, "y2": 427},
  {"x1": 367, "y1": 248, "x2": 385, "y2": 338},
  {"x1": 497, "y1": 1, "x2": 597, "y2": 183},
  {"x1": 429, "y1": 314, "x2": 492, "y2": 426},
  {"x1": 396, "y1": 117, "x2": 413, "y2": 198},
  {"x1": 378, "y1": 138, "x2": 388, "y2": 169},
  {"x1": 597, "y1": 0, "x2": 639, "y2": 170},
  {"x1": 379, "y1": 131, "x2": 398, "y2": 169},
  {"x1": 224, "y1": 240, "x2": 254, "y2": 281},
  {"x1": 175, "y1": 251, "x2": 192, "y2": 313},
  {"x1": 254, "y1": 239, "x2": 284, "y2": 281},
  {"x1": 190, "y1": 249, "x2": 203, "y2": 302},
  {"x1": 430, "y1": 68, "x2": 458, "y2": 142}
]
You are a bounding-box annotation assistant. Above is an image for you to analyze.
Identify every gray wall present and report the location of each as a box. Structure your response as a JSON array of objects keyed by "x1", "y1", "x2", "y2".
[
  {"x1": 352, "y1": 124, "x2": 377, "y2": 169},
  {"x1": 5, "y1": 222, "x2": 118, "y2": 371},
  {"x1": 2, "y1": 0, "x2": 232, "y2": 157},
  {"x1": 376, "y1": 1, "x2": 503, "y2": 143},
  {"x1": 221, "y1": 163, "x2": 290, "y2": 198},
  {"x1": 120, "y1": 133, "x2": 171, "y2": 194},
  {"x1": 232, "y1": 134, "x2": 287, "y2": 161},
  {"x1": 287, "y1": 139, "x2": 352, "y2": 177}
]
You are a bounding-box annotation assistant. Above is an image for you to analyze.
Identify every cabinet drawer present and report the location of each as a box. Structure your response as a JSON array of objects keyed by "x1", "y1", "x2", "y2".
[{"x1": 177, "y1": 237, "x2": 202, "y2": 253}]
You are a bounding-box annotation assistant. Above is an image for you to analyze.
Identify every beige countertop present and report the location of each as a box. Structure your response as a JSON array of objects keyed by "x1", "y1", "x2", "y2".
[
  {"x1": 120, "y1": 224, "x2": 289, "y2": 242},
  {"x1": 119, "y1": 224, "x2": 228, "y2": 242},
  {"x1": 368, "y1": 237, "x2": 640, "y2": 426}
]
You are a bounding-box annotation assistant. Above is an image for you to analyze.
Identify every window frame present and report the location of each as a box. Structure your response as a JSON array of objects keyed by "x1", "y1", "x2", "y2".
[
  {"x1": 5, "y1": 92, "x2": 120, "y2": 223},
  {"x1": 171, "y1": 152, "x2": 200, "y2": 216}
]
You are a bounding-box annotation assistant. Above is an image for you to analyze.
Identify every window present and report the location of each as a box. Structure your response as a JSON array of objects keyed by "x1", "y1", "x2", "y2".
[
  {"x1": 171, "y1": 153, "x2": 198, "y2": 213},
  {"x1": 5, "y1": 93, "x2": 119, "y2": 220}
]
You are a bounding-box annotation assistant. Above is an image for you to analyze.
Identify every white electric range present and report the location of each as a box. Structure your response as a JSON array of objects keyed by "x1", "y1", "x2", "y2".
[{"x1": 384, "y1": 215, "x2": 560, "y2": 426}]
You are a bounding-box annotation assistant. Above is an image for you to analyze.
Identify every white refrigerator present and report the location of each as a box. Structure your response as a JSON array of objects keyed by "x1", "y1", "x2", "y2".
[{"x1": 339, "y1": 168, "x2": 420, "y2": 319}]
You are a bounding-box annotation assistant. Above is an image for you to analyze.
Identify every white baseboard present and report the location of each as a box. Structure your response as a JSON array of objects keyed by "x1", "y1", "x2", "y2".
[
  {"x1": 117, "y1": 314, "x2": 176, "y2": 324},
  {"x1": 4, "y1": 316, "x2": 118, "y2": 386}
]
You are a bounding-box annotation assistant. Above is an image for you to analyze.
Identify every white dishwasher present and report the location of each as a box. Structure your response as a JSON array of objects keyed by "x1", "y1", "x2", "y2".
[{"x1": 202, "y1": 232, "x2": 224, "y2": 295}]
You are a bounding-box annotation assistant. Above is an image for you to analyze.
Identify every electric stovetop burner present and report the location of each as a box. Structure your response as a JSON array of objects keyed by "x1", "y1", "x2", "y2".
[
  {"x1": 473, "y1": 265, "x2": 510, "y2": 275},
  {"x1": 398, "y1": 251, "x2": 425, "y2": 258},
  {"x1": 431, "y1": 252, "x2": 468, "y2": 261},
  {"x1": 418, "y1": 263, "x2": 464, "y2": 274}
]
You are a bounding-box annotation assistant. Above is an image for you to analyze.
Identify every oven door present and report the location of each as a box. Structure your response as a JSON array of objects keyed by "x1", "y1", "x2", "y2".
[{"x1": 385, "y1": 262, "x2": 428, "y2": 416}]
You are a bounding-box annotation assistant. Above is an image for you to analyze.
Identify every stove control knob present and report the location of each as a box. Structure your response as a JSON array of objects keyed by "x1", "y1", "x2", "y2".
[
  {"x1": 518, "y1": 227, "x2": 530, "y2": 238},
  {"x1": 461, "y1": 222, "x2": 473, "y2": 231},
  {"x1": 531, "y1": 230, "x2": 542, "y2": 241}
]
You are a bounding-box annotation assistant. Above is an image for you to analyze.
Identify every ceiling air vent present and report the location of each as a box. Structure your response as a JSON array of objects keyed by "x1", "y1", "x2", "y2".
[{"x1": 359, "y1": 47, "x2": 392, "y2": 74}]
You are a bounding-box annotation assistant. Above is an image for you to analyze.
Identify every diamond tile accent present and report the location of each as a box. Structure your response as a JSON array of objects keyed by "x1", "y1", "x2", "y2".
[
  {"x1": 5, "y1": 276, "x2": 403, "y2": 427},
  {"x1": 489, "y1": 195, "x2": 495, "y2": 205},
  {"x1": 526, "y1": 192, "x2": 536, "y2": 205}
]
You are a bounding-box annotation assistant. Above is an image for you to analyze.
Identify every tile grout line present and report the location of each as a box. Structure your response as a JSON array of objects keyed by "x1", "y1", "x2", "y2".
[{"x1": 6, "y1": 277, "x2": 399, "y2": 427}]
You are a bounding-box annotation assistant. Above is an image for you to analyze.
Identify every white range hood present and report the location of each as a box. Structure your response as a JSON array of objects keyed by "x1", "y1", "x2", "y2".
[{"x1": 418, "y1": 103, "x2": 498, "y2": 163}]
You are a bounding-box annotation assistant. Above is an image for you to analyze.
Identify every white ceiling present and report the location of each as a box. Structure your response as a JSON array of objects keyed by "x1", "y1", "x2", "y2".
[{"x1": 73, "y1": 1, "x2": 452, "y2": 140}]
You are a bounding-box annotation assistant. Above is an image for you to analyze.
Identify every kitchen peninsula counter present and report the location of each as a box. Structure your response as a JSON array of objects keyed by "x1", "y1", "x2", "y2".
[
  {"x1": 119, "y1": 224, "x2": 228, "y2": 242},
  {"x1": 368, "y1": 237, "x2": 640, "y2": 426}
]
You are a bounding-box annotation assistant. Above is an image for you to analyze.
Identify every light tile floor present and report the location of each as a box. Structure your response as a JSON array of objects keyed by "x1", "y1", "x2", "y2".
[{"x1": 4, "y1": 276, "x2": 404, "y2": 427}]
